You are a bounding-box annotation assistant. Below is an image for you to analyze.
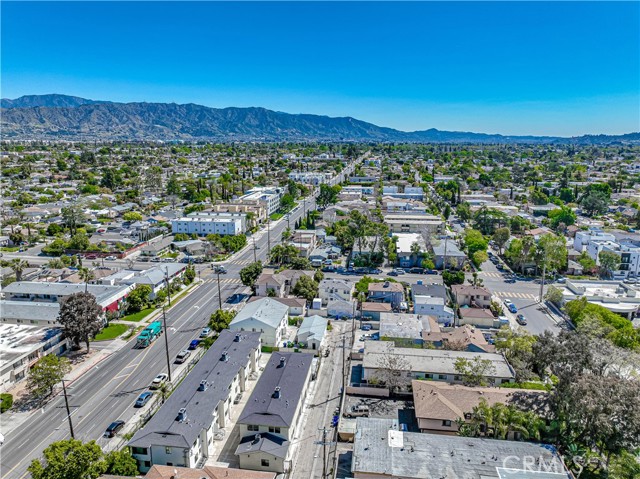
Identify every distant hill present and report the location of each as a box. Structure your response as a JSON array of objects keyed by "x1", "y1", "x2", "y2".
[{"x1": 1, "y1": 94, "x2": 637, "y2": 144}]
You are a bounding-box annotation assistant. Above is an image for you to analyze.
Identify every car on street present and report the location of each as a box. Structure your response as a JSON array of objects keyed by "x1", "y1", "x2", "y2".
[
  {"x1": 105, "y1": 255, "x2": 116, "y2": 261},
  {"x1": 425, "y1": 269, "x2": 438, "y2": 275},
  {"x1": 409, "y1": 267, "x2": 424, "y2": 274},
  {"x1": 516, "y1": 314, "x2": 528, "y2": 326},
  {"x1": 175, "y1": 349, "x2": 191, "y2": 363},
  {"x1": 387, "y1": 271, "x2": 399, "y2": 276},
  {"x1": 321, "y1": 266, "x2": 336, "y2": 273},
  {"x1": 503, "y1": 299, "x2": 518, "y2": 314},
  {"x1": 151, "y1": 257, "x2": 161, "y2": 262},
  {"x1": 104, "y1": 420, "x2": 125, "y2": 437},
  {"x1": 150, "y1": 373, "x2": 169, "y2": 389},
  {"x1": 504, "y1": 277, "x2": 516, "y2": 283},
  {"x1": 134, "y1": 391, "x2": 153, "y2": 408},
  {"x1": 200, "y1": 327, "x2": 211, "y2": 338},
  {"x1": 394, "y1": 268, "x2": 406, "y2": 275},
  {"x1": 368, "y1": 268, "x2": 382, "y2": 274},
  {"x1": 361, "y1": 324, "x2": 372, "y2": 331},
  {"x1": 555, "y1": 277, "x2": 567, "y2": 283},
  {"x1": 188, "y1": 339, "x2": 200, "y2": 350},
  {"x1": 85, "y1": 254, "x2": 98, "y2": 260},
  {"x1": 212, "y1": 265, "x2": 227, "y2": 274}
]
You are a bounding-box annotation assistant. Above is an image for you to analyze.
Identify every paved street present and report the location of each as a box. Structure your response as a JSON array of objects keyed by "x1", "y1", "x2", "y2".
[{"x1": 0, "y1": 190, "x2": 321, "y2": 479}]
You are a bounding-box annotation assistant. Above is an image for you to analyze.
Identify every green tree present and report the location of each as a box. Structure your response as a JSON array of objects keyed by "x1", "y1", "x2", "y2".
[
  {"x1": 442, "y1": 270, "x2": 465, "y2": 286},
  {"x1": 548, "y1": 206, "x2": 576, "y2": 230},
  {"x1": 104, "y1": 450, "x2": 138, "y2": 476},
  {"x1": 472, "y1": 250, "x2": 488, "y2": 268},
  {"x1": 530, "y1": 188, "x2": 549, "y2": 205},
  {"x1": 535, "y1": 234, "x2": 568, "y2": 274},
  {"x1": 209, "y1": 309, "x2": 236, "y2": 332},
  {"x1": 491, "y1": 227, "x2": 510, "y2": 254},
  {"x1": 61, "y1": 204, "x2": 85, "y2": 236},
  {"x1": 27, "y1": 355, "x2": 71, "y2": 398},
  {"x1": 9, "y1": 258, "x2": 29, "y2": 282},
  {"x1": 68, "y1": 233, "x2": 90, "y2": 251},
  {"x1": 126, "y1": 284, "x2": 152, "y2": 313},
  {"x1": 544, "y1": 285, "x2": 564, "y2": 305},
  {"x1": 494, "y1": 327, "x2": 537, "y2": 381},
  {"x1": 598, "y1": 250, "x2": 620, "y2": 279},
  {"x1": 317, "y1": 183, "x2": 341, "y2": 208},
  {"x1": 456, "y1": 202, "x2": 472, "y2": 221},
  {"x1": 239, "y1": 261, "x2": 263, "y2": 289},
  {"x1": 577, "y1": 251, "x2": 597, "y2": 274},
  {"x1": 580, "y1": 190, "x2": 609, "y2": 217},
  {"x1": 0, "y1": 393, "x2": 13, "y2": 413},
  {"x1": 463, "y1": 229, "x2": 488, "y2": 257},
  {"x1": 166, "y1": 175, "x2": 181, "y2": 195},
  {"x1": 28, "y1": 439, "x2": 107, "y2": 479},
  {"x1": 58, "y1": 292, "x2": 103, "y2": 352},
  {"x1": 291, "y1": 274, "x2": 319, "y2": 302},
  {"x1": 280, "y1": 193, "x2": 295, "y2": 210},
  {"x1": 454, "y1": 356, "x2": 496, "y2": 386},
  {"x1": 122, "y1": 211, "x2": 143, "y2": 222}
]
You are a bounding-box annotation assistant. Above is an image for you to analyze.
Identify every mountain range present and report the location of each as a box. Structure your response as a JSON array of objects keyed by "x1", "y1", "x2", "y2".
[{"x1": 1, "y1": 94, "x2": 638, "y2": 144}]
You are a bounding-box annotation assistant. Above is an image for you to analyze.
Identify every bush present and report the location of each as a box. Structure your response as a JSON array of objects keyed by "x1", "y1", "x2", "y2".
[{"x1": 0, "y1": 393, "x2": 13, "y2": 413}]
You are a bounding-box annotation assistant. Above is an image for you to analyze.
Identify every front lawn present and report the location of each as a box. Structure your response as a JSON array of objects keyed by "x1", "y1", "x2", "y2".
[
  {"x1": 270, "y1": 213, "x2": 284, "y2": 221},
  {"x1": 122, "y1": 308, "x2": 155, "y2": 322},
  {"x1": 94, "y1": 324, "x2": 128, "y2": 341}
]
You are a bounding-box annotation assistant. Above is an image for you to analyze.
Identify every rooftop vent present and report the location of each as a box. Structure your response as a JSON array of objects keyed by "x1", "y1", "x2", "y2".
[
  {"x1": 177, "y1": 408, "x2": 187, "y2": 422},
  {"x1": 221, "y1": 351, "x2": 229, "y2": 362},
  {"x1": 272, "y1": 386, "x2": 281, "y2": 399},
  {"x1": 383, "y1": 281, "x2": 389, "y2": 287},
  {"x1": 198, "y1": 380, "x2": 209, "y2": 391},
  {"x1": 278, "y1": 357, "x2": 286, "y2": 368},
  {"x1": 234, "y1": 333, "x2": 241, "y2": 342},
  {"x1": 253, "y1": 433, "x2": 261, "y2": 444}
]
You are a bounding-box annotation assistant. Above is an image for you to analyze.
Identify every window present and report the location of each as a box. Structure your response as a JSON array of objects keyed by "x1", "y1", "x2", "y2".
[
  {"x1": 442, "y1": 420, "x2": 452, "y2": 427},
  {"x1": 261, "y1": 459, "x2": 270, "y2": 467},
  {"x1": 165, "y1": 447, "x2": 172, "y2": 454},
  {"x1": 438, "y1": 374, "x2": 447, "y2": 380},
  {"x1": 248, "y1": 424, "x2": 259, "y2": 431},
  {"x1": 132, "y1": 447, "x2": 148, "y2": 455},
  {"x1": 144, "y1": 461, "x2": 151, "y2": 467},
  {"x1": 454, "y1": 375, "x2": 461, "y2": 381},
  {"x1": 268, "y1": 426, "x2": 281, "y2": 433}
]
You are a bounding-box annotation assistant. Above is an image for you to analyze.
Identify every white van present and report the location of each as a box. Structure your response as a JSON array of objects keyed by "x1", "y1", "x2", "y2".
[{"x1": 344, "y1": 404, "x2": 370, "y2": 418}]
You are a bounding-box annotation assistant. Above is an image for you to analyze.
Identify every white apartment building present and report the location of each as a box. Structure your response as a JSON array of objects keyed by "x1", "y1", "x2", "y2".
[
  {"x1": 342, "y1": 185, "x2": 374, "y2": 196},
  {"x1": 586, "y1": 239, "x2": 640, "y2": 279},
  {"x1": 573, "y1": 228, "x2": 616, "y2": 252},
  {"x1": 287, "y1": 172, "x2": 330, "y2": 186},
  {"x1": 238, "y1": 187, "x2": 284, "y2": 216},
  {"x1": 187, "y1": 211, "x2": 247, "y2": 232},
  {"x1": 171, "y1": 217, "x2": 243, "y2": 236}
]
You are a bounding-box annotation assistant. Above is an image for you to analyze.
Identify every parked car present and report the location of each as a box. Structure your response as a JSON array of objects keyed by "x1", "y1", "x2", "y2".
[
  {"x1": 516, "y1": 314, "x2": 528, "y2": 326},
  {"x1": 555, "y1": 277, "x2": 567, "y2": 283},
  {"x1": 200, "y1": 327, "x2": 211, "y2": 338},
  {"x1": 150, "y1": 373, "x2": 168, "y2": 389},
  {"x1": 104, "y1": 420, "x2": 125, "y2": 437},
  {"x1": 425, "y1": 269, "x2": 438, "y2": 275},
  {"x1": 321, "y1": 266, "x2": 336, "y2": 273},
  {"x1": 394, "y1": 268, "x2": 406, "y2": 275},
  {"x1": 188, "y1": 339, "x2": 200, "y2": 350},
  {"x1": 105, "y1": 255, "x2": 116, "y2": 261},
  {"x1": 361, "y1": 324, "x2": 372, "y2": 331},
  {"x1": 503, "y1": 299, "x2": 518, "y2": 314},
  {"x1": 175, "y1": 349, "x2": 191, "y2": 364},
  {"x1": 343, "y1": 404, "x2": 370, "y2": 418},
  {"x1": 409, "y1": 267, "x2": 424, "y2": 274},
  {"x1": 134, "y1": 392, "x2": 153, "y2": 408},
  {"x1": 504, "y1": 277, "x2": 516, "y2": 284},
  {"x1": 387, "y1": 271, "x2": 399, "y2": 276}
]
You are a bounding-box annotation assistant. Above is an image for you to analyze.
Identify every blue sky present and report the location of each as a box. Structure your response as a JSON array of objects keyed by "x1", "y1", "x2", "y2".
[{"x1": 2, "y1": 1, "x2": 639, "y2": 136}]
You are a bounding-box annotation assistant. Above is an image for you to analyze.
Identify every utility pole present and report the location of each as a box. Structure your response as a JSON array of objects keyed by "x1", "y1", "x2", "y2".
[
  {"x1": 165, "y1": 267, "x2": 172, "y2": 306},
  {"x1": 252, "y1": 235, "x2": 257, "y2": 263},
  {"x1": 539, "y1": 260, "x2": 546, "y2": 303},
  {"x1": 162, "y1": 306, "x2": 172, "y2": 382},
  {"x1": 61, "y1": 379, "x2": 74, "y2": 439},
  {"x1": 342, "y1": 336, "x2": 346, "y2": 395},
  {"x1": 217, "y1": 269, "x2": 222, "y2": 310},
  {"x1": 267, "y1": 218, "x2": 271, "y2": 259}
]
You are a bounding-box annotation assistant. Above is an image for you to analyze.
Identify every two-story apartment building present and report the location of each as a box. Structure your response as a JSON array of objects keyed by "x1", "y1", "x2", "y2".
[
  {"x1": 368, "y1": 281, "x2": 405, "y2": 309},
  {"x1": 229, "y1": 298, "x2": 289, "y2": 347},
  {"x1": 450, "y1": 285, "x2": 492, "y2": 308},
  {"x1": 171, "y1": 217, "x2": 243, "y2": 237},
  {"x1": 128, "y1": 330, "x2": 261, "y2": 472},
  {"x1": 235, "y1": 352, "x2": 314, "y2": 473}
]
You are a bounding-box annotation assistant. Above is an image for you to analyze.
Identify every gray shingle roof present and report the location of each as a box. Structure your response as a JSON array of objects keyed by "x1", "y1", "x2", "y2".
[
  {"x1": 238, "y1": 352, "x2": 313, "y2": 428},
  {"x1": 230, "y1": 298, "x2": 289, "y2": 330},
  {"x1": 235, "y1": 432, "x2": 290, "y2": 459},
  {"x1": 128, "y1": 330, "x2": 261, "y2": 450}
]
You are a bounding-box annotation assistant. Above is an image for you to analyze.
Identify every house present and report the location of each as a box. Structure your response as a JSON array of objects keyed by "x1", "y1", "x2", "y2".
[
  {"x1": 140, "y1": 236, "x2": 174, "y2": 257},
  {"x1": 395, "y1": 233, "x2": 426, "y2": 268},
  {"x1": 383, "y1": 213, "x2": 442, "y2": 235},
  {"x1": 458, "y1": 307, "x2": 497, "y2": 328},
  {"x1": 235, "y1": 352, "x2": 314, "y2": 473},
  {"x1": 422, "y1": 324, "x2": 495, "y2": 353},
  {"x1": 431, "y1": 239, "x2": 466, "y2": 270},
  {"x1": 350, "y1": 418, "x2": 571, "y2": 479},
  {"x1": 128, "y1": 330, "x2": 261, "y2": 472},
  {"x1": 295, "y1": 315, "x2": 328, "y2": 350},
  {"x1": 360, "y1": 302, "x2": 393, "y2": 321},
  {"x1": 318, "y1": 279, "x2": 355, "y2": 305},
  {"x1": 0, "y1": 301, "x2": 61, "y2": 326},
  {"x1": 289, "y1": 230, "x2": 317, "y2": 258},
  {"x1": 368, "y1": 281, "x2": 404, "y2": 309},
  {"x1": 255, "y1": 273, "x2": 286, "y2": 298},
  {"x1": 143, "y1": 465, "x2": 276, "y2": 479},
  {"x1": 362, "y1": 341, "x2": 515, "y2": 387},
  {"x1": 451, "y1": 285, "x2": 492, "y2": 308},
  {"x1": 412, "y1": 381, "x2": 547, "y2": 435},
  {"x1": 229, "y1": 298, "x2": 289, "y2": 347},
  {"x1": 378, "y1": 313, "x2": 426, "y2": 347},
  {"x1": 122, "y1": 264, "x2": 186, "y2": 300}
]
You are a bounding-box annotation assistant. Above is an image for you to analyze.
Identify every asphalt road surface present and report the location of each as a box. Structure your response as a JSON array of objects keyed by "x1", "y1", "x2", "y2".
[{"x1": 0, "y1": 192, "x2": 319, "y2": 479}]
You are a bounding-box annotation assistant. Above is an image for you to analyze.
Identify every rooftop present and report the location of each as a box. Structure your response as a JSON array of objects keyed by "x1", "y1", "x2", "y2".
[
  {"x1": 352, "y1": 418, "x2": 570, "y2": 479},
  {"x1": 2, "y1": 281, "x2": 130, "y2": 305},
  {"x1": 128, "y1": 330, "x2": 261, "y2": 450},
  {"x1": 230, "y1": 298, "x2": 289, "y2": 329},
  {"x1": 238, "y1": 352, "x2": 313, "y2": 428}
]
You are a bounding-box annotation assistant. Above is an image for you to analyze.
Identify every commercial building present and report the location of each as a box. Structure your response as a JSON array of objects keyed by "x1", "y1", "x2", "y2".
[
  {"x1": 238, "y1": 187, "x2": 284, "y2": 216},
  {"x1": 128, "y1": 330, "x2": 261, "y2": 472},
  {"x1": 235, "y1": 352, "x2": 314, "y2": 473},
  {"x1": 171, "y1": 217, "x2": 243, "y2": 237},
  {"x1": 351, "y1": 418, "x2": 571, "y2": 479}
]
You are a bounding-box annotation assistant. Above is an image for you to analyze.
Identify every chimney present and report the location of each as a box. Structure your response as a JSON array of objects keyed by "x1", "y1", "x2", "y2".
[
  {"x1": 234, "y1": 333, "x2": 241, "y2": 342},
  {"x1": 253, "y1": 433, "x2": 261, "y2": 444},
  {"x1": 177, "y1": 407, "x2": 187, "y2": 422},
  {"x1": 272, "y1": 386, "x2": 281, "y2": 399},
  {"x1": 278, "y1": 356, "x2": 286, "y2": 368},
  {"x1": 221, "y1": 351, "x2": 229, "y2": 362}
]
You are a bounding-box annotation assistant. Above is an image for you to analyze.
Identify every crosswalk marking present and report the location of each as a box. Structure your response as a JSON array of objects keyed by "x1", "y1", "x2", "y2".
[
  {"x1": 205, "y1": 278, "x2": 242, "y2": 285},
  {"x1": 493, "y1": 291, "x2": 537, "y2": 300},
  {"x1": 230, "y1": 259, "x2": 254, "y2": 266},
  {"x1": 479, "y1": 272, "x2": 503, "y2": 278}
]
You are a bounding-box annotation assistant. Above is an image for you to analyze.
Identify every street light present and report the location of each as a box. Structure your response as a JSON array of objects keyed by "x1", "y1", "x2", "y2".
[
  {"x1": 164, "y1": 267, "x2": 172, "y2": 307},
  {"x1": 252, "y1": 235, "x2": 257, "y2": 263}
]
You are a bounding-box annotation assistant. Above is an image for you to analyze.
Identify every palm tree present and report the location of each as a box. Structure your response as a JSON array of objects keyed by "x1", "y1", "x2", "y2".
[
  {"x1": 78, "y1": 267, "x2": 95, "y2": 293},
  {"x1": 9, "y1": 259, "x2": 29, "y2": 282},
  {"x1": 47, "y1": 258, "x2": 65, "y2": 269}
]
